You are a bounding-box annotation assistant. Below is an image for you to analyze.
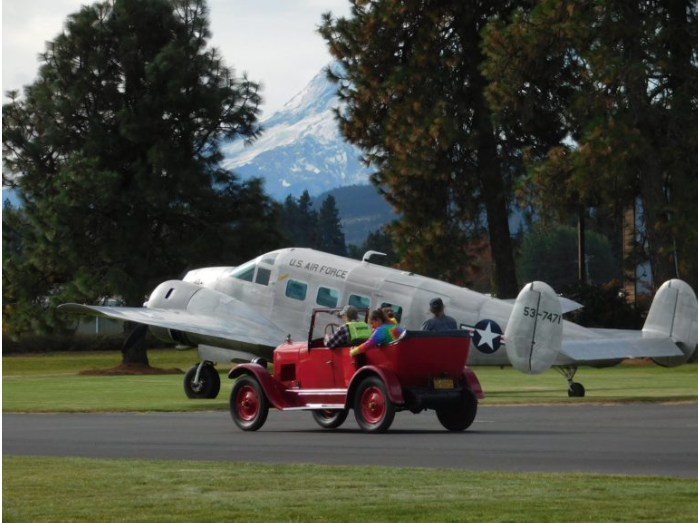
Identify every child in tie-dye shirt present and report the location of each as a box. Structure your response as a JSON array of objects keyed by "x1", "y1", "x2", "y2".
[{"x1": 350, "y1": 309, "x2": 404, "y2": 357}]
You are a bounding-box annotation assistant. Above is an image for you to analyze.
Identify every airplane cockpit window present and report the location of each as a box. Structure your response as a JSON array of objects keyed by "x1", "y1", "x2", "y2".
[
  {"x1": 349, "y1": 294, "x2": 370, "y2": 310},
  {"x1": 316, "y1": 287, "x2": 339, "y2": 308},
  {"x1": 230, "y1": 261, "x2": 255, "y2": 282},
  {"x1": 286, "y1": 279, "x2": 308, "y2": 301},
  {"x1": 255, "y1": 267, "x2": 271, "y2": 286},
  {"x1": 261, "y1": 253, "x2": 278, "y2": 266},
  {"x1": 380, "y1": 302, "x2": 403, "y2": 322}
]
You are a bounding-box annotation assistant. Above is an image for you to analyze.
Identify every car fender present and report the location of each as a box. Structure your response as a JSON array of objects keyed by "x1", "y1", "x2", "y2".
[
  {"x1": 229, "y1": 364, "x2": 295, "y2": 409},
  {"x1": 463, "y1": 366, "x2": 485, "y2": 400},
  {"x1": 347, "y1": 365, "x2": 405, "y2": 407}
]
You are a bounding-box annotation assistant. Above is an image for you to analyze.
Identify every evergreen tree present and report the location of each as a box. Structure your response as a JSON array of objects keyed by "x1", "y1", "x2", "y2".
[
  {"x1": 316, "y1": 195, "x2": 347, "y2": 256},
  {"x1": 279, "y1": 192, "x2": 349, "y2": 255},
  {"x1": 347, "y1": 227, "x2": 396, "y2": 266},
  {"x1": 363, "y1": 228, "x2": 396, "y2": 266},
  {"x1": 296, "y1": 190, "x2": 319, "y2": 248},
  {"x1": 320, "y1": 1, "x2": 522, "y2": 296},
  {"x1": 2, "y1": 0, "x2": 282, "y2": 360},
  {"x1": 484, "y1": 0, "x2": 698, "y2": 290},
  {"x1": 279, "y1": 195, "x2": 301, "y2": 246}
]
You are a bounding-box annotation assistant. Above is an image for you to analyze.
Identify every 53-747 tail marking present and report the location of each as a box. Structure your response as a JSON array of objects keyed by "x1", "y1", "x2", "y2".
[{"x1": 523, "y1": 307, "x2": 562, "y2": 324}]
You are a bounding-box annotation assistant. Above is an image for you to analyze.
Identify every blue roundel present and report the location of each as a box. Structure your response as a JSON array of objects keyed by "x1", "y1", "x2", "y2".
[{"x1": 472, "y1": 320, "x2": 503, "y2": 354}]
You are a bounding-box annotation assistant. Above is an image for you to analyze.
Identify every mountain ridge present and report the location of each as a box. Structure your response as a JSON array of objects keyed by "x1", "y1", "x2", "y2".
[{"x1": 221, "y1": 64, "x2": 373, "y2": 200}]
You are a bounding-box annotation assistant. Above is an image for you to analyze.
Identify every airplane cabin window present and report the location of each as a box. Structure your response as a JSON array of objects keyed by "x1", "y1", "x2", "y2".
[
  {"x1": 255, "y1": 267, "x2": 271, "y2": 286},
  {"x1": 286, "y1": 279, "x2": 308, "y2": 301},
  {"x1": 349, "y1": 294, "x2": 370, "y2": 310},
  {"x1": 316, "y1": 287, "x2": 339, "y2": 308},
  {"x1": 380, "y1": 302, "x2": 403, "y2": 322}
]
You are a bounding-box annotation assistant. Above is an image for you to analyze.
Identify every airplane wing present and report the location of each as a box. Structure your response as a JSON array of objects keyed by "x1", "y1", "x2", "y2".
[
  {"x1": 58, "y1": 279, "x2": 292, "y2": 357},
  {"x1": 59, "y1": 303, "x2": 286, "y2": 349},
  {"x1": 556, "y1": 279, "x2": 698, "y2": 367},
  {"x1": 504, "y1": 280, "x2": 693, "y2": 372},
  {"x1": 557, "y1": 330, "x2": 685, "y2": 366}
]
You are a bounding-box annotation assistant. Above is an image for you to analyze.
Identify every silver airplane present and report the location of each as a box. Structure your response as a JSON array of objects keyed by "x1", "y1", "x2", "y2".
[{"x1": 59, "y1": 247, "x2": 698, "y2": 398}]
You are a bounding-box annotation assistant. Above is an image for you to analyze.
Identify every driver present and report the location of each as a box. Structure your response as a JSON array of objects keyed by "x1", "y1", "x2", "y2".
[{"x1": 325, "y1": 305, "x2": 371, "y2": 349}]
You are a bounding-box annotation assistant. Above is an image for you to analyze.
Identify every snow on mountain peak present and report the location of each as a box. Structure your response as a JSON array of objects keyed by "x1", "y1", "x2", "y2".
[
  {"x1": 221, "y1": 63, "x2": 372, "y2": 200},
  {"x1": 275, "y1": 67, "x2": 339, "y2": 120}
]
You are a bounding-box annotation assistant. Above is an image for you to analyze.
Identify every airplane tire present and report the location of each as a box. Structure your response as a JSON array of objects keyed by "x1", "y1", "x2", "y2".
[
  {"x1": 184, "y1": 364, "x2": 221, "y2": 399},
  {"x1": 353, "y1": 376, "x2": 395, "y2": 433},
  {"x1": 568, "y1": 382, "x2": 585, "y2": 398},
  {"x1": 230, "y1": 376, "x2": 269, "y2": 431},
  {"x1": 436, "y1": 389, "x2": 478, "y2": 431},
  {"x1": 312, "y1": 409, "x2": 349, "y2": 429}
]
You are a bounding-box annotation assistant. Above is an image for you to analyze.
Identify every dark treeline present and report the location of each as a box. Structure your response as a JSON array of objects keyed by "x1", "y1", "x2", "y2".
[
  {"x1": 3, "y1": 0, "x2": 696, "y2": 344},
  {"x1": 2, "y1": 0, "x2": 282, "y2": 342},
  {"x1": 279, "y1": 190, "x2": 398, "y2": 263},
  {"x1": 279, "y1": 191, "x2": 347, "y2": 256},
  {"x1": 320, "y1": 0, "x2": 698, "y2": 296}
]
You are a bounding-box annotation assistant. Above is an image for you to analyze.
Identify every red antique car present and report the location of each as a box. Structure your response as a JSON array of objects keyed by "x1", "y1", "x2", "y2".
[{"x1": 228, "y1": 308, "x2": 484, "y2": 433}]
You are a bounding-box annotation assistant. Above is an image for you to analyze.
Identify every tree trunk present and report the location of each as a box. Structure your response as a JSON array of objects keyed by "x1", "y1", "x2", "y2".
[
  {"x1": 623, "y1": 2, "x2": 676, "y2": 290},
  {"x1": 578, "y1": 210, "x2": 587, "y2": 284},
  {"x1": 474, "y1": 86, "x2": 518, "y2": 299},
  {"x1": 623, "y1": 203, "x2": 638, "y2": 305},
  {"x1": 482, "y1": 166, "x2": 519, "y2": 299},
  {"x1": 122, "y1": 322, "x2": 150, "y2": 366},
  {"x1": 639, "y1": 165, "x2": 676, "y2": 288},
  {"x1": 665, "y1": 0, "x2": 696, "y2": 286},
  {"x1": 466, "y1": 15, "x2": 519, "y2": 299}
]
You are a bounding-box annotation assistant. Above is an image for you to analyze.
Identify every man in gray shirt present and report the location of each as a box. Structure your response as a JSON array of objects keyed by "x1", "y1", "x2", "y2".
[{"x1": 422, "y1": 297, "x2": 458, "y2": 331}]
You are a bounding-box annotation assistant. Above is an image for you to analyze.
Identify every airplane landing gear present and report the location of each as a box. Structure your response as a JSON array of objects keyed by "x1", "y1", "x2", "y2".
[
  {"x1": 555, "y1": 365, "x2": 586, "y2": 397},
  {"x1": 184, "y1": 361, "x2": 221, "y2": 399},
  {"x1": 568, "y1": 382, "x2": 585, "y2": 397}
]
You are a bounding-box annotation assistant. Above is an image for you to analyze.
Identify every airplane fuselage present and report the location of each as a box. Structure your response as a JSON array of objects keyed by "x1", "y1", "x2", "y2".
[
  {"x1": 59, "y1": 246, "x2": 698, "y2": 398},
  {"x1": 183, "y1": 247, "x2": 581, "y2": 366}
]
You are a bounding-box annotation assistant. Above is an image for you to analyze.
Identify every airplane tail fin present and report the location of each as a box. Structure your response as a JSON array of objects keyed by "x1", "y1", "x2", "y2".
[
  {"x1": 504, "y1": 281, "x2": 563, "y2": 374},
  {"x1": 643, "y1": 279, "x2": 698, "y2": 366}
]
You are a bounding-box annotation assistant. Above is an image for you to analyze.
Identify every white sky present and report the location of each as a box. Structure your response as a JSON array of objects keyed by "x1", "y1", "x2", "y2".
[{"x1": 2, "y1": 0, "x2": 352, "y2": 116}]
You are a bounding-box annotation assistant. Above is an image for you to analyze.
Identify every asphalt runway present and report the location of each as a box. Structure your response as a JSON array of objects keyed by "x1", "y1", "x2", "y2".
[{"x1": 4, "y1": 403, "x2": 698, "y2": 478}]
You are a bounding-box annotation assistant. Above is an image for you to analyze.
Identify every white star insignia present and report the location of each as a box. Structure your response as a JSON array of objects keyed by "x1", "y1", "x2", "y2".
[{"x1": 476, "y1": 321, "x2": 499, "y2": 350}]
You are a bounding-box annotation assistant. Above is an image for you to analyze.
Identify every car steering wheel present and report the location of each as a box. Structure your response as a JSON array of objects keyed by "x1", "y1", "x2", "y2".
[{"x1": 325, "y1": 323, "x2": 341, "y2": 336}]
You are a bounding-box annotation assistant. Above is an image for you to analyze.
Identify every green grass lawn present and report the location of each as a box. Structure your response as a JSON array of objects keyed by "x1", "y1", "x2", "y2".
[
  {"x1": 3, "y1": 349, "x2": 698, "y2": 412},
  {"x1": 3, "y1": 456, "x2": 698, "y2": 522},
  {"x1": 3, "y1": 351, "x2": 698, "y2": 522},
  {"x1": 2, "y1": 349, "x2": 220, "y2": 412}
]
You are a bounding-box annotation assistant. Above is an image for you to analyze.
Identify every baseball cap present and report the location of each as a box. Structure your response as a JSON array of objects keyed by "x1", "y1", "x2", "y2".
[
  {"x1": 340, "y1": 305, "x2": 358, "y2": 320},
  {"x1": 429, "y1": 298, "x2": 444, "y2": 311}
]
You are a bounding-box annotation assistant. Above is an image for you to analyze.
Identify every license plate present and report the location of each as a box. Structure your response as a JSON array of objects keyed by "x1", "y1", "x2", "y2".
[{"x1": 433, "y1": 378, "x2": 454, "y2": 389}]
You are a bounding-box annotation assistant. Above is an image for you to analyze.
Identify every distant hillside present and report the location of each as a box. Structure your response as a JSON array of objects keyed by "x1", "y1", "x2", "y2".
[{"x1": 311, "y1": 184, "x2": 396, "y2": 246}]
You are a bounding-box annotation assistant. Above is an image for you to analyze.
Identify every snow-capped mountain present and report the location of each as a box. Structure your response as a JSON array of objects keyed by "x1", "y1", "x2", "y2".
[{"x1": 221, "y1": 64, "x2": 373, "y2": 200}]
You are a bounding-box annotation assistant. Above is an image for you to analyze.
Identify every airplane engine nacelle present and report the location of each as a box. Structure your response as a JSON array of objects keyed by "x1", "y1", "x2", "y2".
[
  {"x1": 143, "y1": 279, "x2": 281, "y2": 359},
  {"x1": 147, "y1": 280, "x2": 202, "y2": 311},
  {"x1": 505, "y1": 281, "x2": 563, "y2": 374},
  {"x1": 146, "y1": 280, "x2": 204, "y2": 346}
]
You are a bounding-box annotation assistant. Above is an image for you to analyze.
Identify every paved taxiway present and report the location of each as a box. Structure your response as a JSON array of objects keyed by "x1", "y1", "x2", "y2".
[{"x1": 4, "y1": 403, "x2": 697, "y2": 478}]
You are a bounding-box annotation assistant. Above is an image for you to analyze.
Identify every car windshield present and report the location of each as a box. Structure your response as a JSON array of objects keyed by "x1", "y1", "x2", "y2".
[
  {"x1": 311, "y1": 310, "x2": 344, "y2": 341},
  {"x1": 310, "y1": 308, "x2": 370, "y2": 343}
]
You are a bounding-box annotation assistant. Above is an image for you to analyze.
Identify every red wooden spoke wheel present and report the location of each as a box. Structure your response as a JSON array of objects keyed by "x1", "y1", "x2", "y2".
[
  {"x1": 230, "y1": 375, "x2": 269, "y2": 431},
  {"x1": 353, "y1": 376, "x2": 395, "y2": 433},
  {"x1": 312, "y1": 409, "x2": 349, "y2": 429}
]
